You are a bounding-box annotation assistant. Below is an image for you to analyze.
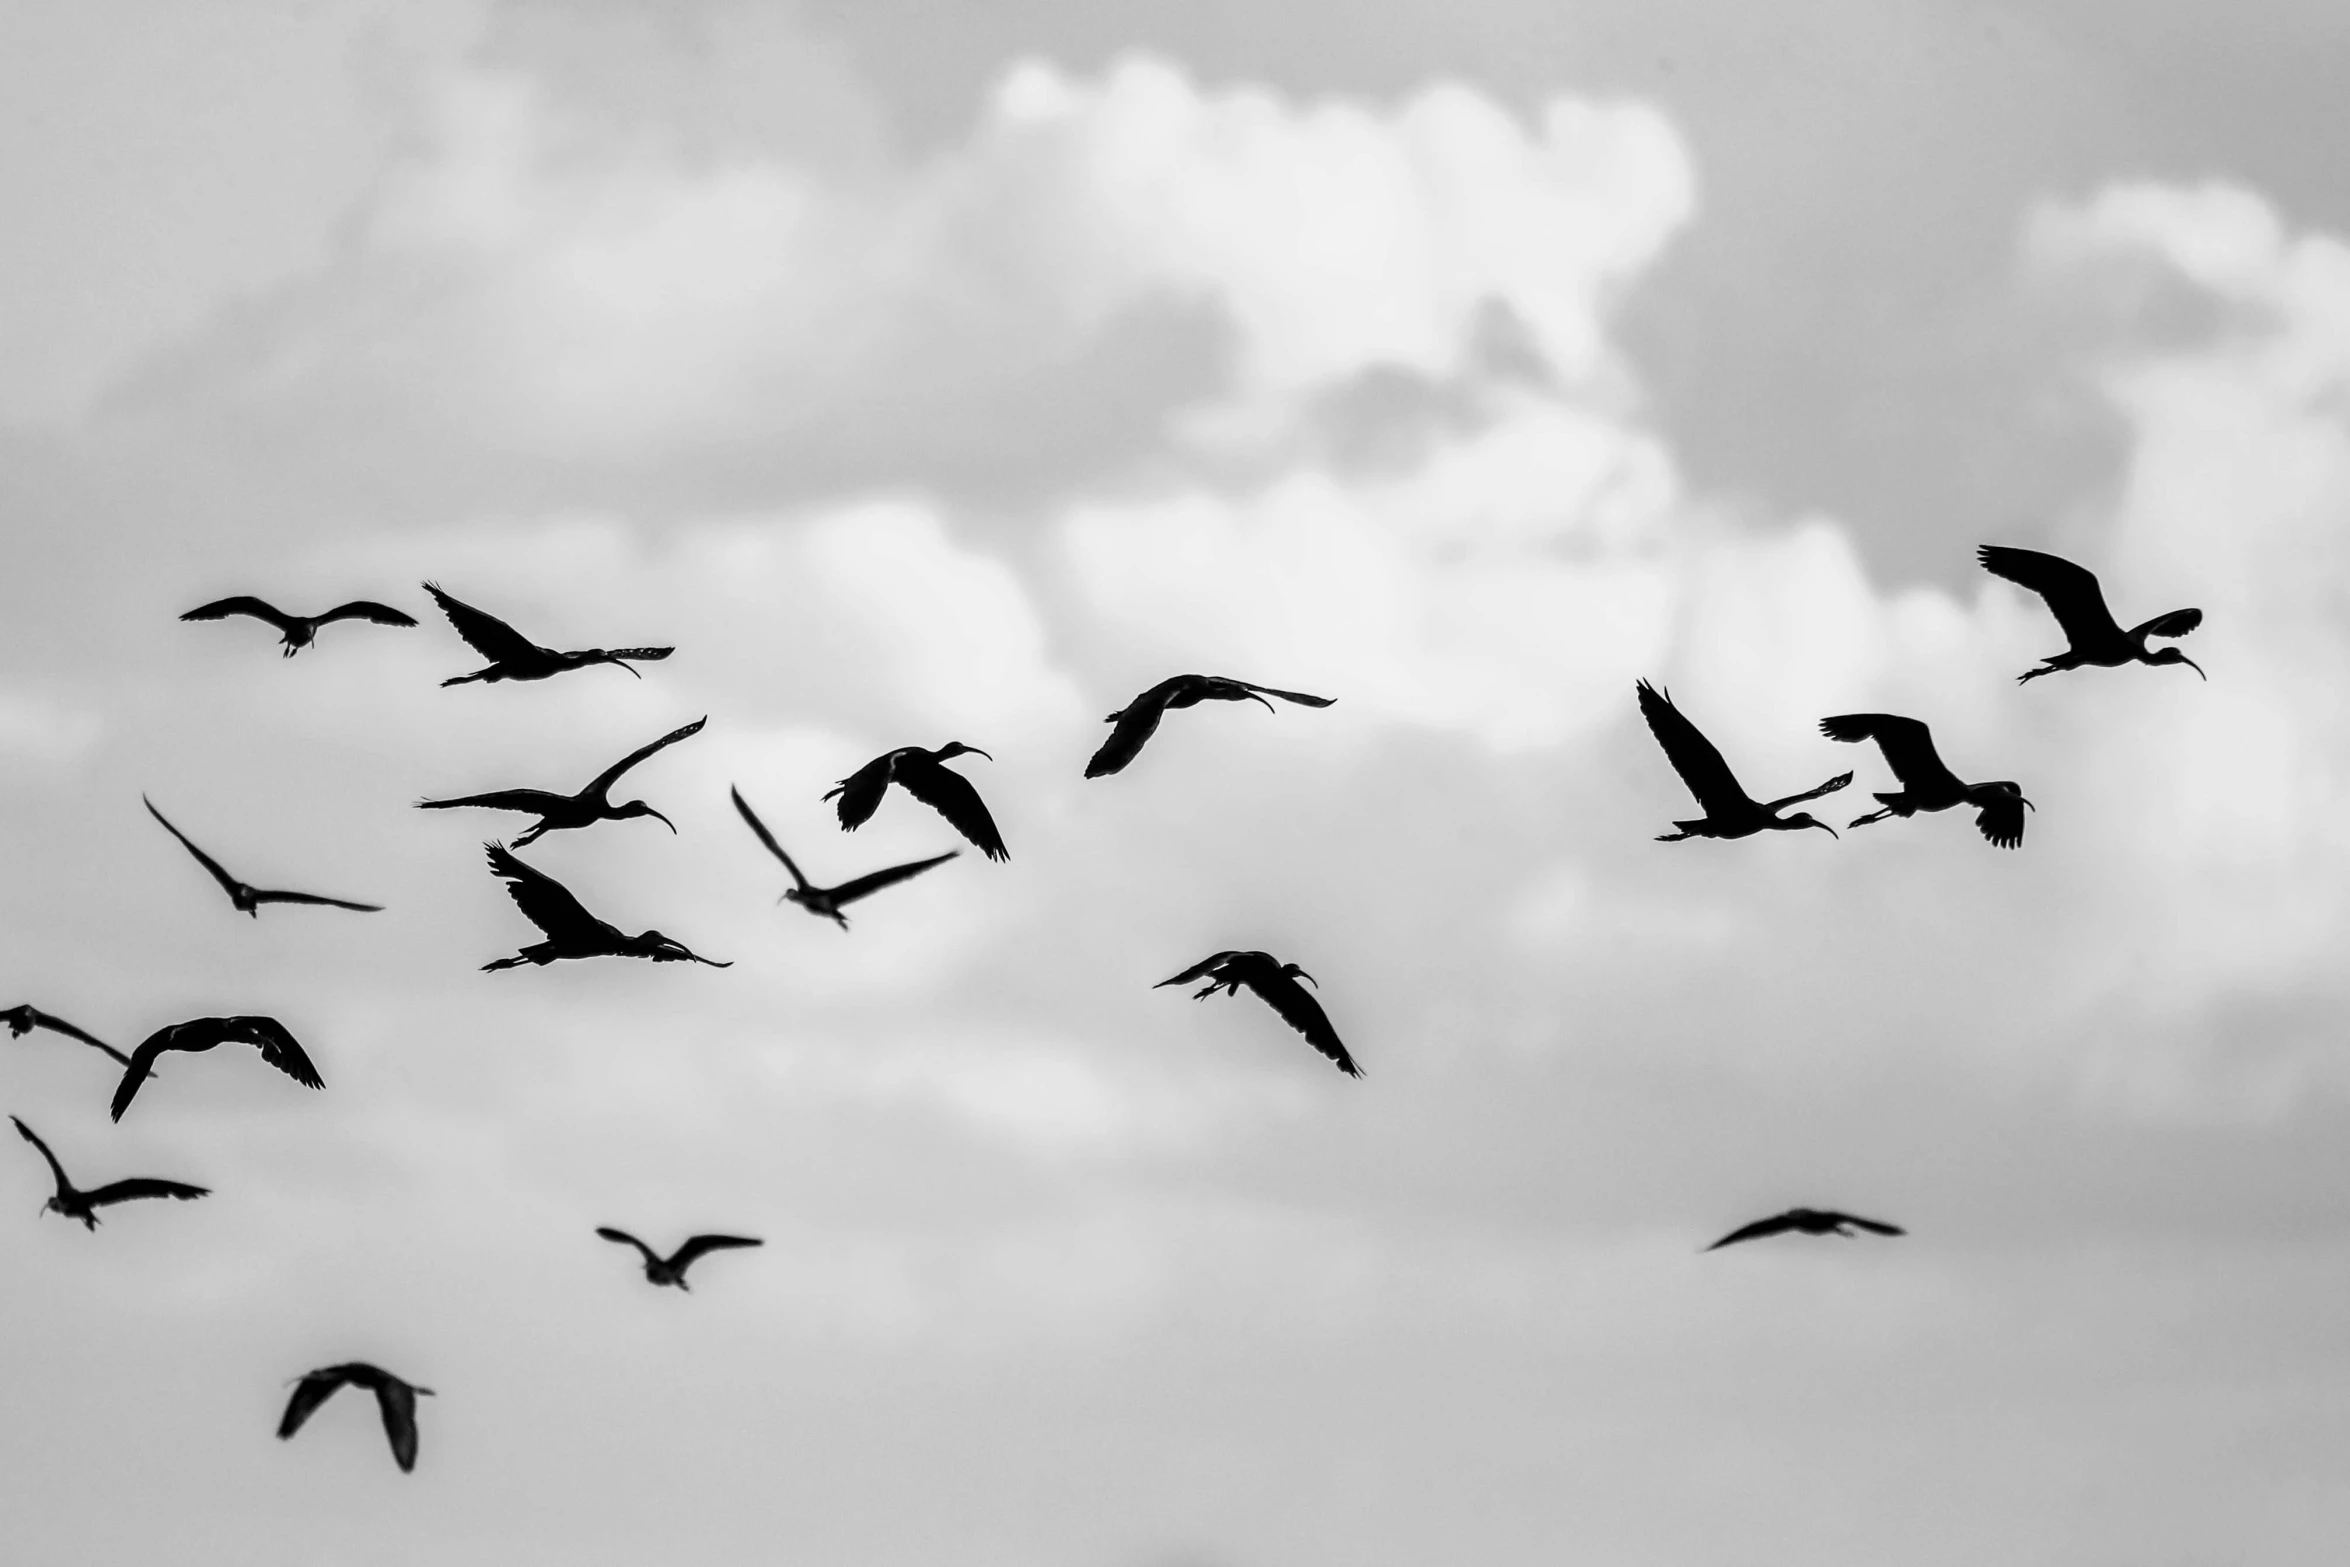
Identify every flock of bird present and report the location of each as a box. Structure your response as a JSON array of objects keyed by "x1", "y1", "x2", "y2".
[{"x1": 7, "y1": 542, "x2": 2197, "y2": 1473}]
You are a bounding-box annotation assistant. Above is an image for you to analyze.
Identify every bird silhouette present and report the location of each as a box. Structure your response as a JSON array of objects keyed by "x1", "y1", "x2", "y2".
[
  {"x1": 144, "y1": 797, "x2": 382, "y2": 917},
  {"x1": 595, "y1": 1226, "x2": 763, "y2": 1290},
  {"x1": 1704, "y1": 1207, "x2": 1905, "y2": 1251},
  {"x1": 1978, "y1": 545, "x2": 2205, "y2": 683},
  {"x1": 110, "y1": 1015, "x2": 323, "y2": 1122},
  {"x1": 4, "y1": 1005, "x2": 133, "y2": 1068},
  {"x1": 1636, "y1": 680, "x2": 1851, "y2": 841},
  {"x1": 1819, "y1": 714, "x2": 2031, "y2": 848},
  {"x1": 1156, "y1": 950, "x2": 1361, "y2": 1078},
  {"x1": 417, "y1": 717, "x2": 706, "y2": 847},
  {"x1": 179, "y1": 595, "x2": 416, "y2": 657},
  {"x1": 479, "y1": 841, "x2": 729, "y2": 971},
  {"x1": 425, "y1": 581, "x2": 673, "y2": 686},
  {"x1": 1085, "y1": 674, "x2": 1336, "y2": 778},
  {"x1": 278, "y1": 1363, "x2": 434, "y2": 1473},
  {"x1": 12, "y1": 1116, "x2": 207, "y2": 1229},
  {"x1": 731, "y1": 786, "x2": 957, "y2": 929},
  {"x1": 825, "y1": 743, "x2": 1006, "y2": 861}
]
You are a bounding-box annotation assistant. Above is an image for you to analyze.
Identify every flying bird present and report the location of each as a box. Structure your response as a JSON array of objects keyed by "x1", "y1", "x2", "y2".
[
  {"x1": 1819, "y1": 714, "x2": 2032, "y2": 848},
  {"x1": 144, "y1": 797, "x2": 382, "y2": 917},
  {"x1": 179, "y1": 595, "x2": 417, "y2": 657},
  {"x1": 731, "y1": 786, "x2": 956, "y2": 929},
  {"x1": 110, "y1": 1015, "x2": 323, "y2": 1122},
  {"x1": 1704, "y1": 1207, "x2": 1906, "y2": 1252},
  {"x1": 479, "y1": 841, "x2": 729, "y2": 971},
  {"x1": 277, "y1": 1363, "x2": 434, "y2": 1473},
  {"x1": 1635, "y1": 680, "x2": 1850, "y2": 842},
  {"x1": 1978, "y1": 545, "x2": 2205, "y2": 683},
  {"x1": 425, "y1": 580, "x2": 673, "y2": 686},
  {"x1": 595, "y1": 1226, "x2": 764, "y2": 1290},
  {"x1": 417, "y1": 717, "x2": 706, "y2": 847},
  {"x1": 1085, "y1": 674, "x2": 1336, "y2": 778},
  {"x1": 825, "y1": 743, "x2": 1006, "y2": 861},
  {"x1": 1156, "y1": 950, "x2": 1361, "y2": 1078},
  {"x1": 4, "y1": 1005, "x2": 132, "y2": 1068},
  {"x1": 12, "y1": 1117, "x2": 207, "y2": 1229}
]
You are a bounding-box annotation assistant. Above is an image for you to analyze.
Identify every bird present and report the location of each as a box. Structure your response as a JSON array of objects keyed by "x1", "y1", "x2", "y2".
[
  {"x1": 731, "y1": 786, "x2": 957, "y2": 929},
  {"x1": 479, "y1": 841, "x2": 729, "y2": 971},
  {"x1": 277, "y1": 1363, "x2": 434, "y2": 1473},
  {"x1": 1156, "y1": 950, "x2": 1361, "y2": 1078},
  {"x1": 825, "y1": 743, "x2": 1006, "y2": 861},
  {"x1": 425, "y1": 581, "x2": 673, "y2": 686},
  {"x1": 1085, "y1": 674, "x2": 1336, "y2": 778},
  {"x1": 1978, "y1": 545, "x2": 2205, "y2": 684},
  {"x1": 1818, "y1": 714, "x2": 2032, "y2": 848},
  {"x1": 12, "y1": 1117, "x2": 207, "y2": 1229},
  {"x1": 4, "y1": 1005, "x2": 133, "y2": 1068},
  {"x1": 1704, "y1": 1207, "x2": 1906, "y2": 1252},
  {"x1": 144, "y1": 797, "x2": 382, "y2": 917},
  {"x1": 595, "y1": 1226, "x2": 763, "y2": 1290},
  {"x1": 179, "y1": 595, "x2": 416, "y2": 657},
  {"x1": 1635, "y1": 680, "x2": 1851, "y2": 841},
  {"x1": 417, "y1": 717, "x2": 707, "y2": 848},
  {"x1": 110, "y1": 1015, "x2": 324, "y2": 1122}
]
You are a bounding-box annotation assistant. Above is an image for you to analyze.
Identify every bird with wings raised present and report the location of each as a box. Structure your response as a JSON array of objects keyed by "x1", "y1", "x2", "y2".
[
  {"x1": 143, "y1": 797, "x2": 382, "y2": 917},
  {"x1": 418, "y1": 717, "x2": 706, "y2": 847},
  {"x1": 1704, "y1": 1207, "x2": 1906, "y2": 1252},
  {"x1": 1635, "y1": 680, "x2": 1850, "y2": 842},
  {"x1": 1978, "y1": 544, "x2": 2204, "y2": 684},
  {"x1": 110, "y1": 1015, "x2": 324, "y2": 1122},
  {"x1": 478, "y1": 841, "x2": 728, "y2": 971},
  {"x1": 4, "y1": 1004, "x2": 132, "y2": 1068},
  {"x1": 595, "y1": 1226, "x2": 764, "y2": 1290},
  {"x1": 731, "y1": 786, "x2": 956, "y2": 929},
  {"x1": 1084, "y1": 674, "x2": 1336, "y2": 778},
  {"x1": 1156, "y1": 950, "x2": 1361, "y2": 1078},
  {"x1": 179, "y1": 594, "x2": 416, "y2": 657},
  {"x1": 425, "y1": 580, "x2": 674, "y2": 686},
  {"x1": 824, "y1": 742, "x2": 1007, "y2": 861},
  {"x1": 12, "y1": 1117, "x2": 208, "y2": 1229},
  {"x1": 277, "y1": 1363, "x2": 434, "y2": 1473},
  {"x1": 1819, "y1": 713, "x2": 2032, "y2": 848}
]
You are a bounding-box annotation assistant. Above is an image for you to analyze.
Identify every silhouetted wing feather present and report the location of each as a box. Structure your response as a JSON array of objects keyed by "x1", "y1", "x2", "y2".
[
  {"x1": 1636, "y1": 680, "x2": 1754, "y2": 815},
  {"x1": 601, "y1": 646, "x2": 673, "y2": 664},
  {"x1": 1243, "y1": 971, "x2": 1362, "y2": 1077},
  {"x1": 1763, "y1": 772, "x2": 1853, "y2": 812},
  {"x1": 1977, "y1": 545, "x2": 2122, "y2": 647},
  {"x1": 586, "y1": 717, "x2": 705, "y2": 797},
  {"x1": 1838, "y1": 1214, "x2": 1906, "y2": 1236},
  {"x1": 375, "y1": 1381, "x2": 422, "y2": 1472},
  {"x1": 181, "y1": 596, "x2": 296, "y2": 630},
  {"x1": 144, "y1": 798, "x2": 243, "y2": 898},
  {"x1": 1975, "y1": 795, "x2": 2028, "y2": 850},
  {"x1": 2129, "y1": 607, "x2": 2202, "y2": 641},
  {"x1": 249, "y1": 888, "x2": 383, "y2": 913},
  {"x1": 893, "y1": 759, "x2": 1008, "y2": 861},
  {"x1": 829, "y1": 852, "x2": 958, "y2": 907},
  {"x1": 730, "y1": 787, "x2": 811, "y2": 891},
  {"x1": 11, "y1": 1116, "x2": 70, "y2": 1195},
  {"x1": 1156, "y1": 952, "x2": 1242, "y2": 988},
  {"x1": 671, "y1": 1234, "x2": 764, "y2": 1271},
  {"x1": 109, "y1": 1037, "x2": 168, "y2": 1121},
  {"x1": 9, "y1": 1008, "x2": 131, "y2": 1066},
  {"x1": 595, "y1": 1226, "x2": 661, "y2": 1266},
  {"x1": 85, "y1": 1177, "x2": 209, "y2": 1208},
  {"x1": 222, "y1": 1017, "x2": 323, "y2": 1090},
  {"x1": 1085, "y1": 700, "x2": 1170, "y2": 778},
  {"x1": 825, "y1": 755, "x2": 896, "y2": 830},
  {"x1": 1704, "y1": 1215, "x2": 1796, "y2": 1251},
  {"x1": 1233, "y1": 682, "x2": 1336, "y2": 707},
  {"x1": 416, "y1": 790, "x2": 568, "y2": 815},
  {"x1": 315, "y1": 601, "x2": 417, "y2": 628},
  {"x1": 423, "y1": 582, "x2": 541, "y2": 662},
  {"x1": 1817, "y1": 714, "x2": 1962, "y2": 793},
  {"x1": 277, "y1": 1373, "x2": 346, "y2": 1440},
  {"x1": 485, "y1": 842, "x2": 600, "y2": 939}
]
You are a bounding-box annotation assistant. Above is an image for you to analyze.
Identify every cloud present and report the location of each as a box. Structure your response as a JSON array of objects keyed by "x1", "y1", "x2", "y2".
[{"x1": 0, "y1": 688, "x2": 103, "y2": 763}]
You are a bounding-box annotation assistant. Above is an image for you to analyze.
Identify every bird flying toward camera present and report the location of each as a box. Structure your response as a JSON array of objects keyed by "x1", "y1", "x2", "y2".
[
  {"x1": 144, "y1": 797, "x2": 382, "y2": 917},
  {"x1": 4, "y1": 1005, "x2": 132, "y2": 1068},
  {"x1": 179, "y1": 595, "x2": 416, "y2": 657},
  {"x1": 12, "y1": 1117, "x2": 207, "y2": 1230},
  {"x1": 110, "y1": 1015, "x2": 323, "y2": 1122},
  {"x1": 277, "y1": 1363, "x2": 434, "y2": 1473},
  {"x1": 731, "y1": 786, "x2": 956, "y2": 929},
  {"x1": 1704, "y1": 1207, "x2": 1905, "y2": 1252},
  {"x1": 595, "y1": 1227, "x2": 763, "y2": 1290}
]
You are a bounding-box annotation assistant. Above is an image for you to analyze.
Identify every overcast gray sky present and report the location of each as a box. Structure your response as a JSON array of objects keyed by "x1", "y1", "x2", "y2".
[{"x1": 5, "y1": 2, "x2": 2349, "y2": 1563}]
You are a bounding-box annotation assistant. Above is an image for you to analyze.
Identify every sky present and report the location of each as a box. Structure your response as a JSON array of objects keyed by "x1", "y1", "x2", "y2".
[{"x1": 3, "y1": 1, "x2": 2349, "y2": 1562}]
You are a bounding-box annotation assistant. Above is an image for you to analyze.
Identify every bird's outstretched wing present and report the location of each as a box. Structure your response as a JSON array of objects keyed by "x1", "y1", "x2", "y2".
[
  {"x1": 1818, "y1": 714, "x2": 1960, "y2": 794},
  {"x1": 830, "y1": 851, "x2": 958, "y2": 908},
  {"x1": 730, "y1": 787, "x2": 812, "y2": 893},
  {"x1": 2130, "y1": 607, "x2": 2203, "y2": 641},
  {"x1": 585, "y1": 717, "x2": 706, "y2": 798},
  {"x1": 11, "y1": 1116, "x2": 70, "y2": 1195},
  {"x1": 423, "y1": 582, "x2": 541, "y2": 663},
  {"x1": 1085, "y1": 684, "x2": 1178, "y2": 778},
  {"x1": 144, "y1": 797, "x2": 243, "y2": 900},
  {"x1": 180, "y1": 596, "x2": 296, "y2": 631},
  {"x1": 375, "y1": 1380, "x2": 424, "y2": 1473},
  {"x1": 1155, "y1": 952, "x2": 1241, "y2": 989},
  {"x1": 1635, "y1": 680, "x2": 1753, "y2": 816},
  {"x1": 595, "y1": 1226, "x2": 661, "y2": 1266},
  {"x1": 315, "y1": 601, "x2": 418, "y2": 628},
  {"x1": 1704, "y1": 1214, "x2": 1796, "y2": 1251},
  {"x1": 671, "y1": 1234, "x2": 764, "y2": 1272},
  {"x1": 600, "y1": 646, "x2": 674, "y2": 666},
  {"x1": 1975, "y1": 793, "x2": 2028, "y2": 850},
  {"x1": 277, "y1": 1370, "x2": 348, "y2": 1441},
  {"x1": 1978, "y1": 545, "x2": 2121, "y2": 647},
  {"x1": 893, "y1": 758, "x2": 1008, "y2": 861},
  {"x1": 250, "y1": 888, "x2": 384, "y2": 913},
  {"x1": 415, "y1": 790, "x2": 563, "y2": 816},
  {"x1": 1763, "y1": 772, "x2": 1854, "y2": 812},
  {"x1": 824, "y1": 755, "x2": 896, "y2": 830},
  {"x1": 227, "y1": 1016, "x2": 325, "y2": 1090},
  {"x1": 1233, "y1": 681, "x2": 1336, "y2": 707},
  {"x1": 109, "y1": 1033, "x2": 171, "y2": 1121},
  {"x1": 1837, "y1": 1213, "x2": 1906, "y2": 1237},
  {"x1": 1242, "y1": 969, "x2": 1362, "y2": 1078},
  {"x1": 85, "y1": 1177, "x2": 210, "y2": 1208},
  {"x1": 485, "y1": 841, "x2": 599, "y2": 939},
  {"x1": 4, "y1": 1006, "x2": 132, "y2": 1066}
]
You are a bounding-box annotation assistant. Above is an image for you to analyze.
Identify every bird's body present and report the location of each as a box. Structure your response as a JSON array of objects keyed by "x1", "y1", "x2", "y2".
[
  {"x1": 1978, "y1": 545, "x2": 2204, "y2": 684},
  {"x1": 731, "y1": 786, "x2": 956, "y2": 928},
  {"x1": 595, "y1": 1226, "x2": 763, "y2": 1290},
  {"x1": 110, "y1": 1015, "x2": 323, "y2": 1122},
  {"x1": 278, "y1": 1363, "x2": 433, "y2": 1473},
  {"x1": 144, "y1": 797, "x2": 382, "y2": 917},
  {"x1": 417, "y1": 717, "x2": 705, "y2": 847},
  {"x1": 4, "y1": 1005, "x2": 132, "y2": 1068},
  {"x1": 180, "y1": 595, "x2": 416, "y2": 656},
  {"x1": 12, "y1": 1117, "x2": 207, "y2": 1229},
  {"x1": 1819, "y1": 714, "x2": 2032, "y2": 848},
  {"x1": 1156, "y1": 949, "x2": 1361, "y2": 1078},
  {"x1": 1635, "y1": 680, "x2": 1850, "y2": 842},
  {"x1": 425, "y1": 582, "x2": 672, "y2": 686},
  {"x1": 1704, "y1": 1207, "x2": 1906, "y2": 1251},
  {"x1": 1086, "y1": 674, "x2": 1336, "y2": 778},
  {"x1": 479, "y1": 841, "x2": 729, "y2": 971},
  {"x1": 825, "y1": 742, "x2": 1007, "y2": 861}
]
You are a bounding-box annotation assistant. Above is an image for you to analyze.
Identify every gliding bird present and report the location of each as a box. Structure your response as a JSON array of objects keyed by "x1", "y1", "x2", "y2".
[
  {"x1": 110, "y1": 1015, "x2": 323, "y2": 1122},
  {"x1": 12, "y1": 1117, "x2": 207, "y2": 1229},
  {"x1": 1636, "y1": 680, "x2": 1850, "y2": 841},
  {"x1": 1978, "y1": 544, "x2": 2205, "y2": 683},
  {"x1": 825, "y1": 743, "x2": 1007, "y2": 861},
  {"x1": 144, "y1": 797, "x2": 382, "y2": 917},
  {"x1": 479, "y1": 841, "x2": 729, "y2": 971},
  {"x1": 731, "y1": 786, "x2": 957, "y2": 929},
  {"x1": 179, "y1": 595, "x2": 416, "y2": 657},
  {"x1": 425, "y1": 581, "x2": 673, "y2": 686},
  {"x1": 4, "y1": 1005, "x2": 132, "y2": 1068},
  {"x1": 1156, "y1": 950, "x2": 1361, "y2": 1078},
  {"x1": 1819, "y1": 714, "x2": 2032, "y2": 849},
  {"x1": 595, "y1": 1226, "x2": 764, "y2": 1290},
  {"x1": 417, "y1": 717, "x2": 706, "y2": 847},
  {"x1": 277, "y1": 1363, "x2": 434, "y2": 1473},
  {"x1": 1085, "y1": 674, "x2": 1336, "y2": 778},
  {"x1": 1704, "y1": 1207, "x2": 1906, "y2": 1252}
]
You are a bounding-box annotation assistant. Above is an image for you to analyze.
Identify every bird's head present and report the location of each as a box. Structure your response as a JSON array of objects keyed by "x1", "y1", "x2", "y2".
[
  {"x1": 1780, "y1": 813, "x2": 1839, "y2": 839},
  {"x1": 1280, "y1": 963, "x2": 1319, "y2": 989},
  {"x1": 4, "y1": 1008, "x2": 30, "y2": 1037},
  {"x1": 935, "y1": 741, "x2": 993, "y2": 764},
  {"x1": 2149, "y1": 646, "x2": 2206, "y2": 681},
  {"x1": 618, "y1": 800, "x2": 676, "y2": 833}
]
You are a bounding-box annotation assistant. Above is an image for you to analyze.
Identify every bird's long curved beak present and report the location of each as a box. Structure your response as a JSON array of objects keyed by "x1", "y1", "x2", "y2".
[
  {"x1": 1295, "y1": 970, "x2": 1319, "y2": 988},
  {"x1": 614, "y1": 659, "x2": 644, "y2": 679},
  {"x1": 646, "y1": 808, "x2": 677, "y2": 835},
  {"x1": 1246, "y1": 694, "x2": 1276, "y2": 714},
  {"x1": 2022, "y1": 798, "x2": 2036, "y2": 811},
  {"x1": 967, "y1": 747, "x2": 994, "y2": 762},
  {"x1": 2182, "y1": 656, "x2": 2207, "y2": 682},
  {"x1": 1808, "y1": 819, "x2": 1839, "y2": 839}
]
